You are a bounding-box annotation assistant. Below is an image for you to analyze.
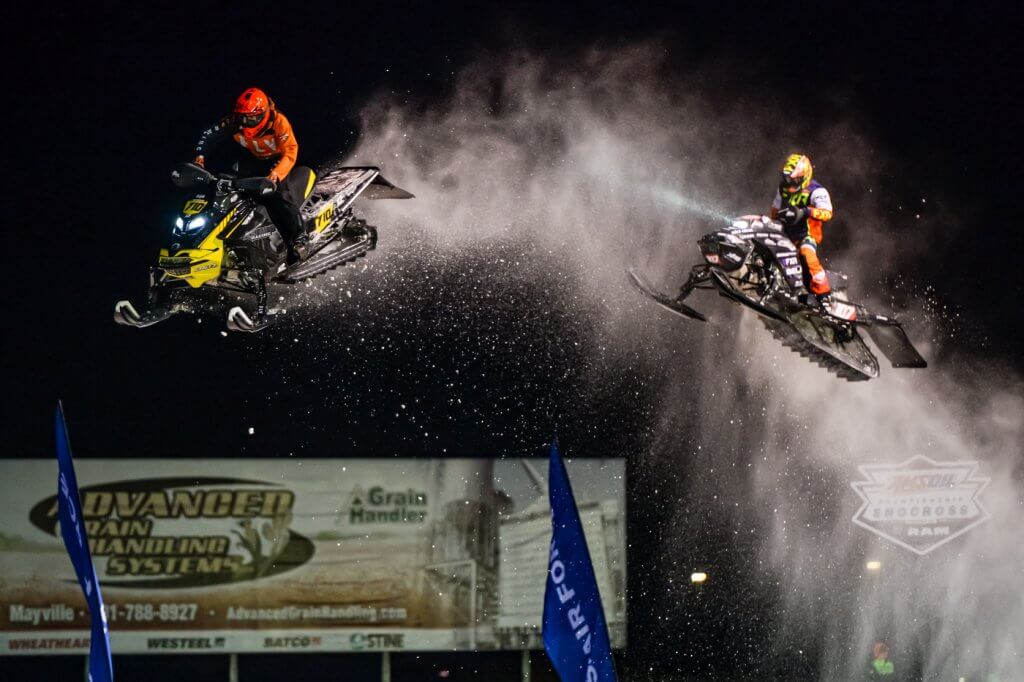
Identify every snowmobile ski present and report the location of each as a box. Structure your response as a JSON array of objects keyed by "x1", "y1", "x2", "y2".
[
  {"x1": 114, "y1": 300, "x2": 171, "y2": 328},
  {"x1": 626, "y1": 268, "x2": 707, "y2": 322}
]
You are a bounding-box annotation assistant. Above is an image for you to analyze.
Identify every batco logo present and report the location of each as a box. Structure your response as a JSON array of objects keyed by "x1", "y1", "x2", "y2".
[
  {"x1": 263, "y1": 635, "x2": 321, "y2": 649},
  {"x1": 851, "y1": 456, "x2": 990, "y2": 555}
]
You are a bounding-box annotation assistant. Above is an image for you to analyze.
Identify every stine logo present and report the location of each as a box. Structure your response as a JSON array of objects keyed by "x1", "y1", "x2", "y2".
[
  {"x1": 29, "y1": 477, "x2": 314, "y2": 588},
  {"x1": 851, "y1": 456, "x2": 990, "y2": 555}
]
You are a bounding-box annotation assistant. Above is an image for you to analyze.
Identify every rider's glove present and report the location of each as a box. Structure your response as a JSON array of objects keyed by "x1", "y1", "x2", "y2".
[
  {"x1": 777, "y1": 206, "x2": 808, "y2": 225},
  {"x1": 255, "y1": 178, "x2": 275, "y2": 195}
]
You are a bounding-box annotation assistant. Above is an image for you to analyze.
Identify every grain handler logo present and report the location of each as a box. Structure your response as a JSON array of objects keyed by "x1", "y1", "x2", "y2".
[
  {"x1": 851, "y1": 456, "x2": 990, "y2": 555},
  {"x1": 344, "y1": 485, "x2": 427, "y2": 524}
]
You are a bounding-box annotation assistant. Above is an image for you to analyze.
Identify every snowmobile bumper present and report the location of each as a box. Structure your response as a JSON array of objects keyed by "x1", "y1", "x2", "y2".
[{"x1": 113, "y1": 300, "x2": 172, "y2": 328}]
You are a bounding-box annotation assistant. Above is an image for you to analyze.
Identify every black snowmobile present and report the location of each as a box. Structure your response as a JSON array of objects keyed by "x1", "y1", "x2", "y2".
[
  {"x1": 114, "y1": 162, "x2": 412, "y2": 332},
  {"x1": 629, "y1": 215, "x2": 927, "y2": 381}
]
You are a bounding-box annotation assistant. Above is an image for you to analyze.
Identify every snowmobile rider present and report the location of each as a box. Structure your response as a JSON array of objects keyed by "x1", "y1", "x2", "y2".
[
  {"x1": 192, "y1": 87, "x2": 311, "y2": 263},
  {"x1": 770, "y1": 153, "x2": 834, "y2": 308}
]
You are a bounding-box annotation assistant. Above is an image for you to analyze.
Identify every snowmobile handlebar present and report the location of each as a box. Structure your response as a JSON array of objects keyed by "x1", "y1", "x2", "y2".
[
  {"x1": 171, "y1": 162, "x2": 215, "y2": 188},
  {"x1": 171, "y1": 162, "x2": 273, "y2": 196},
  {"x1": 222, "y1": 176, "x2": 275, "y2": 196}
]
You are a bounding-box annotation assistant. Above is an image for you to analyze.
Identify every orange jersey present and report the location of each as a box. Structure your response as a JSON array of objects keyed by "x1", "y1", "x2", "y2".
[
  {"x1": 233, "y1": 111, "x2": 297, "y2": 182},
  {"x1": 194, "y1": 109, "x2": 299, "y2": 182}
]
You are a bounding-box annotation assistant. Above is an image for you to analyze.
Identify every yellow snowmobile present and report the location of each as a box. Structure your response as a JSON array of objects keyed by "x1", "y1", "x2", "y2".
[{"x1": 114, "y1": 162, "x2": 412, "y2": 332}]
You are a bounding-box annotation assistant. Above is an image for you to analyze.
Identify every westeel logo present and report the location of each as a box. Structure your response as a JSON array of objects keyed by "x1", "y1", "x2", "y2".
[
  {"x1": 147, "y1": 636, "x2": 226, "y2": 650},
  {"x1": 851, "y1": 456, "x2": 990, "y2": 555},
  {"x1": 29, "y1": 477, "x2": 314, "y2": 588}
]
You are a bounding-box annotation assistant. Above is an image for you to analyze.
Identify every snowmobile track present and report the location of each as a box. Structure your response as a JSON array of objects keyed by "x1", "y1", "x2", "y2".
[
  {"x1": 760, "y1": 318, "x2": 871, "y2": 381},
  {"x1": 276, "y1": 225, "x2": 378, "y2": 284}
]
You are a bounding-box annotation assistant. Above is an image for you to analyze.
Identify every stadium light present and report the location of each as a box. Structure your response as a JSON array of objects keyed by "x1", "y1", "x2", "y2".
[
  {"x1": 690, "y1": 571, "x2": 708, "y2": 584},
  {"x1": 865, "y1": 560, "x2": 882, "y2": 572}
]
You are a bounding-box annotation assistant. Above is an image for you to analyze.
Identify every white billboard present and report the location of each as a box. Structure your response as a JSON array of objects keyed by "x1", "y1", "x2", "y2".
[{"x1": 0, "y1": 458, "x2": 625, "y2": 654}]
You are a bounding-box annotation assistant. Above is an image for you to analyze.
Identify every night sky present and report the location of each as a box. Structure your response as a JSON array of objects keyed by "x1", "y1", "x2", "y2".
[{"x1": 6, "y1": 1, "x2": 1024, "y2": 679}]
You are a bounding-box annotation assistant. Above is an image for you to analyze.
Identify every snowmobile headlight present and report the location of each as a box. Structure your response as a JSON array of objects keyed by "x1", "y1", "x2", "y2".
[
  {"x1": 187, "y1": 216, "x2": 207, "y2": 230},
  {"x1": 174, "y1": 217, "x2": 184, "y2": 229}
]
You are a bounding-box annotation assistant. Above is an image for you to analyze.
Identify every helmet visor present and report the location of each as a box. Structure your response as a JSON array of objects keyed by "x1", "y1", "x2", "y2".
[
  {"x1": 238, "y1": 112, "x2": 264, "y2": 129},
  {"x1": 780, "y1": 172, "x2": 803, "y2": 193}
]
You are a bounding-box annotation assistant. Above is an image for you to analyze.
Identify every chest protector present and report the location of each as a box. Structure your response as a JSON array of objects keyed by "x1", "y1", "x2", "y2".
[
  {"x1": 233, "y1": 113, "x2": 281, "y2": 159},
  {"x1": 781, "y1": 179, "x2": 823, "y2": 209}
]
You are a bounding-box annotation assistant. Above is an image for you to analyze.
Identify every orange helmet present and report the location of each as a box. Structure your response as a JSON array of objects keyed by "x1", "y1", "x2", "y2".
[
  {"x1": 234, "y1": 87, "x2": 271, "y2": 138},
  {"x1": 780, "y1": 153, "x2": 813, "y2": 194}
]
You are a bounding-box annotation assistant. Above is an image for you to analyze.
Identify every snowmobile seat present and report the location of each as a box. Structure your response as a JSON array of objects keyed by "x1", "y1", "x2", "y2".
[{"x1": 281, "y1": 166, "x2": 317, "y2": 205}]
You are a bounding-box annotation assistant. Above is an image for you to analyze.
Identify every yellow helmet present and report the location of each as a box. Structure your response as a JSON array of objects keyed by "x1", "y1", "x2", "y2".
[{"x1": 780, "y1": 153, "x2": 813, "y2": 194}]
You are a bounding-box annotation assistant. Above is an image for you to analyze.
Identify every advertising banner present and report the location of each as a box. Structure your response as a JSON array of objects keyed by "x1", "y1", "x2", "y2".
[{"x1": 0, "y1": 458, "x2": 625, "y2": 654}]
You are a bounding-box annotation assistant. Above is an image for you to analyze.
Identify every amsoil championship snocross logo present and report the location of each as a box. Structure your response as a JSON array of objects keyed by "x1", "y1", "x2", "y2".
[{"x1": 851, "y1": 456, "x2": 990, "y2": 555}]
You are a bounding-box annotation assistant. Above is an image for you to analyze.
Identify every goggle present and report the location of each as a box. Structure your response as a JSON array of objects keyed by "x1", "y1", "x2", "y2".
[
  {"x1": 780, "y1": 172, "x2": 803, "y2": 192},
  {"x1": 238, "y1": 111, "x2": 265, "y2": 129}
]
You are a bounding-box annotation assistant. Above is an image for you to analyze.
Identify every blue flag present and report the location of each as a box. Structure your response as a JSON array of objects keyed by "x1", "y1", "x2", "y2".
[
  {"x1": 543, "y1": 441, "x2": 617, "y2": 682},
  {"x1": 55, "y1": 404, "x2": 114, "y2": 682}
]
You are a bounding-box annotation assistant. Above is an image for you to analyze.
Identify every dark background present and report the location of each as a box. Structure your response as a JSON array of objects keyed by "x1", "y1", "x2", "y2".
[{"x1": 4, "y1": 1, "x2": 1023, "y2": 679}]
